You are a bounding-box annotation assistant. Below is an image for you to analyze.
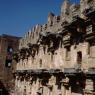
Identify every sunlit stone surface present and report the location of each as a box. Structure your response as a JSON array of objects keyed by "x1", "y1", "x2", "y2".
[{"x1": 13, "y1": 0, "x2": 95, "y2": 95}]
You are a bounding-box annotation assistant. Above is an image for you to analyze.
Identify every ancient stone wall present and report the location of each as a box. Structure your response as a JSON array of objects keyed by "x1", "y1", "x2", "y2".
[{"x1": 14, "y1": 0, "x2": 95, "y2": 95}]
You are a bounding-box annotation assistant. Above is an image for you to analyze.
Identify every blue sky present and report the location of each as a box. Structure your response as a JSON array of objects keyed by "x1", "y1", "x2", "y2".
[{"x1": 0, "y1": 0, "x2": 79, "y2": 37}]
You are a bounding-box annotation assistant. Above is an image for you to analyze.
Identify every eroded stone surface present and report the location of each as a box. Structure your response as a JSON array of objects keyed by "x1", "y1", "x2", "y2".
[{"x1": 14, "y1": 0, "x2": 95, "y2": 95}]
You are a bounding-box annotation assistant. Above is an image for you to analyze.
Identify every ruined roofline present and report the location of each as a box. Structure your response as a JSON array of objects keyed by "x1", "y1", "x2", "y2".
[
  {"x1": 20, "y1": 0, "x2": 95, "y2": 49},
  {"x1": 23, "y1": 0, "x2": 80, "y2": 35},
  {"x1": 19, "y1": 0, "x2": 79, "y2": 48}
]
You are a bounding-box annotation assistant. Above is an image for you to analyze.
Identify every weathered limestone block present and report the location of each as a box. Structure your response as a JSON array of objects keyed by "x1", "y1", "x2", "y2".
[
  {"x1": 70, "y1": 4, "x2": 80, "y2": 17},
  {"x1": 84, "y1": 79, "x2": 94, "y2": 95}
]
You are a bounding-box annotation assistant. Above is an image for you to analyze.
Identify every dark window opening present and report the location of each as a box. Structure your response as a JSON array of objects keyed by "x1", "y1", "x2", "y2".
[
  {"x1": 5, "y1": 59, "x2": 12, "y2": 67},
  {"x1": 7, "y1": 46, "x2": 13, "y2": 53},
  {"x1": 66, "y1": 46, "x2": 70, "y2": 60},
  {"x1": 77, "y1": 51, "x2": 82, "y2": 64},
  {"x1": 39, "y1": 59, "x2": 42, "y2": 67}
]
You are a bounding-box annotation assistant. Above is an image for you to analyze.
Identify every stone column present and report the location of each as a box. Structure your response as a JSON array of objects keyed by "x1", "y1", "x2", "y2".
[
  {"x1": 23, "y1": 79, "x2": 27, "y2": 95},
  {"x1": 62, "y1": 77, "x2": 71, "y2": 95},
  {"x1": 16, "y1": 79, "x2": 23, "y2": 95},
  {"x1": 30, "y1": 79, "x2": 34, "y2": 95},
  {"x1": 25, "y1": 80, "x2": 31, "y2": 95},
  {"x1": 31, "y1": 78, "x2": 39, "y2": 95},
  {"x1": 19, "y1": 59, "x2": 23, "y2": 70},
  {"x1": 47, "y1": 76, "x2": 57, "y2": 95},
  {"x1": 43, "y1": 86, "x2": 48, "y2": 95},
  {"x1": 65, "y1": 86, "x2": 71, "y2": 95},
  {"x1": 21, "y1": 81, "x2": 25, "y2": 95},
  {"x1": 62, "y1": 86, "x2": 66, "y2": 95},
  {"x1": 15, "y1": 77, "x2": 19, "y2": 95}
]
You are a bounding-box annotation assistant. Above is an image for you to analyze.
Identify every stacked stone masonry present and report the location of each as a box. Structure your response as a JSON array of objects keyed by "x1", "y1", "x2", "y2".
[{"x1": 14, "y1": 0, "x2": 95, "y2": 95}]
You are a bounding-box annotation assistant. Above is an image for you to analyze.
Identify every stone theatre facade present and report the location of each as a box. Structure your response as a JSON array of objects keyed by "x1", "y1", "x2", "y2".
[{"x1": 14, "y1": 0, "x2": 95, "y2": 95}]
